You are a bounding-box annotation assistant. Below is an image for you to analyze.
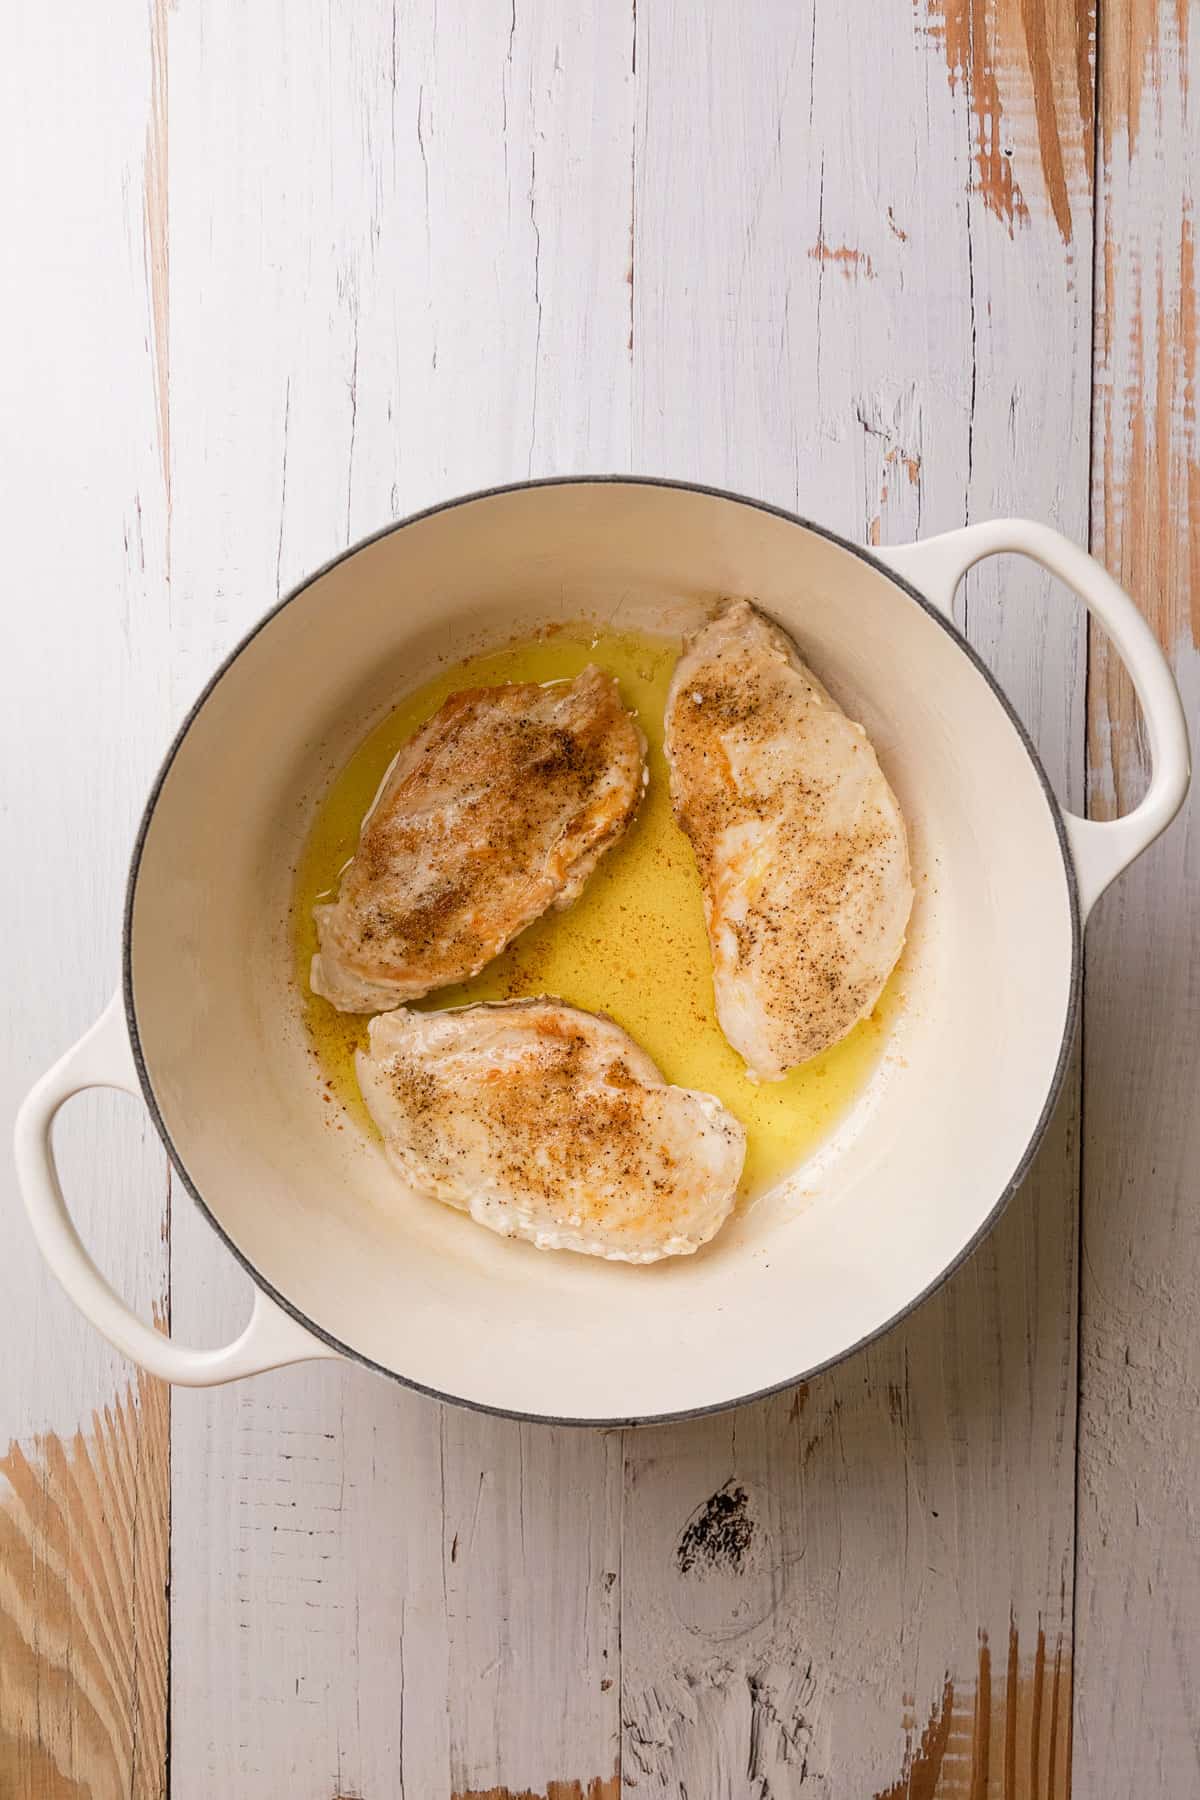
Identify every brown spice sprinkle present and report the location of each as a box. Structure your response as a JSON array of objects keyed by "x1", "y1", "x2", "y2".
[
  {"x1": 316, "y1": 665, "x2": 646, "y2": 1004},
  {"x1": 358, "y1": 1000, "x2": 746, "y2": 1253},
  {"x1": 387, "y1": 1028, "x2": 660, "y2": 1222},
  {"x1": 665, "y1": 599, "x2": 912, "y2": 1073}
]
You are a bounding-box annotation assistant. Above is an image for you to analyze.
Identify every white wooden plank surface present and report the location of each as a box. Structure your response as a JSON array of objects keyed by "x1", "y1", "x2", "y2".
[
  {"x1": 0, "y1": 4, "x2": 172, "y2": 1794},
  {"x1": 5, "y1": 0, "x2": 1197, "y2": 1795},
  {"x1": 1076, "y1": 1, "x2": 1200, "y2": 1792},
  {"x1": 165, "y1": 1, "x2": 629, "y2": 1793},
  {"x1": 622, "y1": 0, "x2": 1089, "y2": 1789}
]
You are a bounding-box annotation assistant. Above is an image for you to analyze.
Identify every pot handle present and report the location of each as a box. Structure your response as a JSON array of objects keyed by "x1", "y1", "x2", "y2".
[
  {"x1": 13, "y1": 993, "x2": 341, "y2": 1386},
  {"x1": 876, "y1": 519, "x2": 1190, "y2": 919}
]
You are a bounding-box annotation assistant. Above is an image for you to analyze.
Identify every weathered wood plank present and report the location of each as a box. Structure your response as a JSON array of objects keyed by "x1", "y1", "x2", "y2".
[
  {"x1": 623, "y1": 0, "x2": 1092, "y2": 1790},
  {"x1": 1077, "y1": 1, "x2": 1200, "y2": 1792},
  {"x1": 164, "y1": 0, "x2": 631, "y2": 1792},
  {"x1": 0, "y1": 3, "x2": 172, "y2": 1794},
  {"x1": 25, "y1": 0, "x2": 1200, "y2": 1793}
]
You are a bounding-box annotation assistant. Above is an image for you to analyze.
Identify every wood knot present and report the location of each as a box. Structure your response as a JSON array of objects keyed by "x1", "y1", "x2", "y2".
[{"x1": 676, "y1": 1481, "x2": 755, "y2": 1576}]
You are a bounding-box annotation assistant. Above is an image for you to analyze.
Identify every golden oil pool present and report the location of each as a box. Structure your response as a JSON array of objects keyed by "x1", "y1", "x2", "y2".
[{"x1": 292, "y1": 624, "x2": 900, "y2": 1197}]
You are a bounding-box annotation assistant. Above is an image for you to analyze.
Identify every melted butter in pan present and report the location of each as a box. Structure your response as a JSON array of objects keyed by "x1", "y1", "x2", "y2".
[{"x1": 293, "y1": 623, "x2": 900, "y2": 1198}]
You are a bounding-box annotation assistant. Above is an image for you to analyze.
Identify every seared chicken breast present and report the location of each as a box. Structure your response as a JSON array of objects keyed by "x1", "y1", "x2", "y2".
[
  {"x1": 665, "y1": 600, "x2": 912, "y2": 1080},
  {"x1": 312, "y1": 666, "x2": 646, "y2": 1012},
  {"x1": 357, "y1": 999, "x2": 747, "y2": 1261}
]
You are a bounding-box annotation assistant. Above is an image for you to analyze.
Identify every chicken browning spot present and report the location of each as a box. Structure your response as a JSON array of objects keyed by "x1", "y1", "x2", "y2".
[
  {"x1": 357, "y1": 999, "x2": 747, "y2": 1263},
  {"x1": 665, "y1": 599, "x2": 913, "y2": 1080},
  {"x1": 311, "y1": 666, "x2": 647, "y2": 1013}
]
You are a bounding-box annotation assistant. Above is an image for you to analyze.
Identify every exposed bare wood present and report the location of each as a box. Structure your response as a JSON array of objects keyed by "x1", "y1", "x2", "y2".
[
  {"x1": 0, "y1": 1373, "x2": 169, "y2": 1800},
  {"x1": 164, "y1": 0, "x2": 629, "y2": 1791},
  {"x1": 921, "y1": 0, "x2": 1095, "y2": 245},
  {"x1": 1077, "y1": 0, "x2": 1200, "y2": 1792},
  {"x1": 623, "y1": 0, "x2": 1090, "y2": 1788},
  {"x1": 7, "y1": 0, "x2": 1198, "y2": 1793},
  {"x1": 0, "y1": 0, "x2": 173, "y2": 1793},
  {"x1": 452, "y1": 1782, "x2": 619, "y2": 1800}
]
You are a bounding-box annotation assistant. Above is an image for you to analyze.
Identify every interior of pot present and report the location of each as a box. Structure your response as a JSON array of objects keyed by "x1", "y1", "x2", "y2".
[{"x1": 126, "y1": 481, "x2": 1077, "y2": 1420}]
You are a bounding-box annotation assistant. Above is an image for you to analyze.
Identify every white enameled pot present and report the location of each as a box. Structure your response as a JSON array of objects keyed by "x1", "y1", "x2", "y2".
[{"x1": 14, "y1": 480, "x2": 1190, "y2": 1423}]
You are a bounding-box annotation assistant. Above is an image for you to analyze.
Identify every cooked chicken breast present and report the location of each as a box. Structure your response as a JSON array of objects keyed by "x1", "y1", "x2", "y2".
[
  {"x1": 312, "y1": 666, "x2": 646, "y2": 1012},
  {"x1": 357, "y1": 999, "x2": 747, "y2": 1261},
  {"x1": 665, "y1": 600, "x2": 912, "y2": 1081}
]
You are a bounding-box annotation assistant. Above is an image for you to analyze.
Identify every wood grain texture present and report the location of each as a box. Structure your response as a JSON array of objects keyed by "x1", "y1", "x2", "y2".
[
  {"x1": 452, "y1": 1784, "x2": 619, "y2": 1800},
  {"x1": 0, "y1": 1372, "x2": 169, "y2": 1800},
  {"x1": 0, "y1": 1, "x2": 172, "y2": 1794},
  {"x1": 164, "y1": 0, "x2": 629, "y2": 1792},
  {"x1": 922, "y1": 0, "x2": 1094, "y2": 244},
  {"x1": 1076, "y1": 1, "x2": 1200, "y2": 1793},
  {"x1": 624, "y1": 0, "x2": 1090, "y2": 1789},
  {"x1": 7, "y1": 0, "x2": 1195, "y2": 1794}
]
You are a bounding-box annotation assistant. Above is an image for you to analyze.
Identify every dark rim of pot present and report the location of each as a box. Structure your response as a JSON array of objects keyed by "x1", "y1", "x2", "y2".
[{"x1": 121, "y1": 474, "x2": 1082, "y2": 1428}]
